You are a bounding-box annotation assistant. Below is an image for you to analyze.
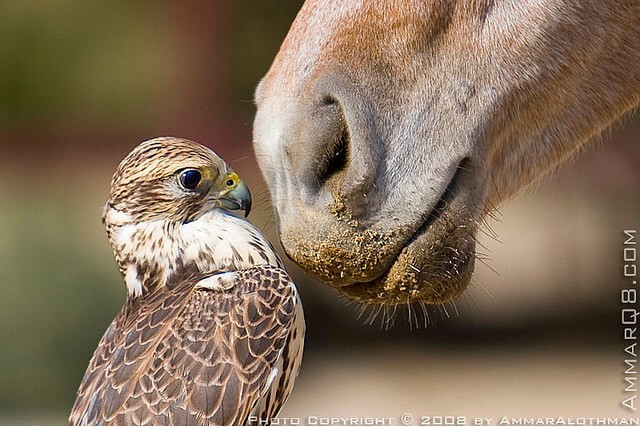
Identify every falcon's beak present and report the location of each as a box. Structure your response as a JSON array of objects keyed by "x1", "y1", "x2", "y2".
[{"x1": 219, "y1": 179, "x2": 252, "y2": 217}]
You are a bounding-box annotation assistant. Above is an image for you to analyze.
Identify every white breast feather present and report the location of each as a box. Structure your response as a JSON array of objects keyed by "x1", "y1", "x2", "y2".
[{"x1": 110, "y1": 209, "x2": 280, "y2": 296}]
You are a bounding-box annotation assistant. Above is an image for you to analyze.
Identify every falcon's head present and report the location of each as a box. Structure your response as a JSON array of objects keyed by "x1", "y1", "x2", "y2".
[
  {"x1": 104, "y1": 137, "x2": 251, "y2": 226},
  {"x1": 103, "y1": 137, "x2": 272, "y2": 298}
]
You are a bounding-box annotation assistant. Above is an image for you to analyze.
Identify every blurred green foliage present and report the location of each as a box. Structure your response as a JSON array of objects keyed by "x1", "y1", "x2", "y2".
[
  {"x1": 0, "y1": 178, "x2": 122, "y2": 414},
  {"x1": 0, "y1": 1, "x2": 171, "y2": 129}
]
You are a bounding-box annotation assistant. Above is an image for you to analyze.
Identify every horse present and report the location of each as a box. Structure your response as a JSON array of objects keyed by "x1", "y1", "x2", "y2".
[{"x1": 252, "y1": 0, "x2": 640, "y2": 306}]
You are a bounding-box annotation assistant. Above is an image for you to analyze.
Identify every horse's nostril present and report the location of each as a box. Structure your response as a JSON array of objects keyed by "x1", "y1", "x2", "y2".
[
  {"x1": 318, "y1": 126, "x2": 350, "y2": 186},
  {"x1": 321, "y1": 94, "x2": 337, "y2": 106}
]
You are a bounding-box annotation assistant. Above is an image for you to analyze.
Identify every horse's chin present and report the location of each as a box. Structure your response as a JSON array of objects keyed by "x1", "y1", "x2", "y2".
[
  {"x1": 280, "y1": 201, "x2": 478, "y2": 305},
  {"x1": 331, "y1": 203, "x2": 477, "y2": 305},
  {"x1": 337, "y1": 209, "x2": 477, "y2": 305}
]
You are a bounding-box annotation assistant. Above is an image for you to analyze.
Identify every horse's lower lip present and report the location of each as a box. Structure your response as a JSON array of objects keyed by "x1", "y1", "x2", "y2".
[{"x1": 341, "y1": 159, "x2": 466, "y2": 289}]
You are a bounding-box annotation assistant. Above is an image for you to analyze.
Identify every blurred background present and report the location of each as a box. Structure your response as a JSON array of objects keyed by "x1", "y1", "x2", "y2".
[{"x1": 0, "y1": 1, "x2": 638, "y2": 424}]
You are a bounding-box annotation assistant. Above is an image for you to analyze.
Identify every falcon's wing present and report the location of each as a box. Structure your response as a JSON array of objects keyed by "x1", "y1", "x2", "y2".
[{"x1": 69, "y1": 265, "x2": 300, "y2": 426}]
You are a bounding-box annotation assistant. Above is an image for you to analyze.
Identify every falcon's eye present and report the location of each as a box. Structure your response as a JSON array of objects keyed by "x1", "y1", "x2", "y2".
[
  {"x1": 178, "y1": 169, "x2": 202, "y2": 190},
  {"x1": 224, "y1": 172, "x2": 239, "y2": 188}
]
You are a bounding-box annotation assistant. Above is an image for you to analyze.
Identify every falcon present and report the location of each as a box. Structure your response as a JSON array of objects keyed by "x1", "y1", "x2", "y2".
[{"x1": 69, "y1": 137, "x2": 305, "y2": 426}]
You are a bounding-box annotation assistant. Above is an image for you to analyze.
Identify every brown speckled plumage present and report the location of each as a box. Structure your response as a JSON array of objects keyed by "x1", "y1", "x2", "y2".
[{"x1": 70, "y1": 137, "x2": 304, "y2": 426}]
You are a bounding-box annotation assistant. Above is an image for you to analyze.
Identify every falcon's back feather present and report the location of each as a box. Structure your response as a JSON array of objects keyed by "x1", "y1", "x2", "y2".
[{"x1": 70, "y1": 265, "x2": 303, "y2": 426}]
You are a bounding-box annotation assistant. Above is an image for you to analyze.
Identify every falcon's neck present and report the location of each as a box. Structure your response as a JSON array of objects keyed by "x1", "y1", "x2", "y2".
[{"x1": 104, "y1": 208, "x2": 282, "y2": 298}]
